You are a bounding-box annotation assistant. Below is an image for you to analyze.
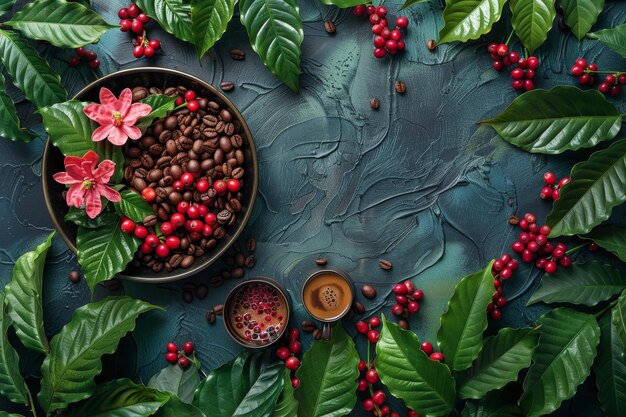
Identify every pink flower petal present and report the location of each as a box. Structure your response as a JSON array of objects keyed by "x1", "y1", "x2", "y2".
[
  {"x1": 53, "y1": 171, "x2": 81, "y2": 185},
  {"x1": 63, "y1": 150, "x2": 99, "y2": 169},
  {"x1": 84, "y1": 189, "x2": 103, "y2": 219},
  {"x1": 106, "y1": 127, "x2": 129, "y2": 146},
  {"x1": 124, "y1": 103, "x2": 152, "y2": 124},
  {"x1": 97, "y1": 183, "x2": 121, "y2": 202},
  {"x1": 122, "y1": 125, "x2": 142, "y2": 140},
  {"x1": 93, "y1": 160, "x2": 116, "y2": 183},
  {"x1": 84, "y1": 103, "x2": 113, "y2": 126},
  {"x1": 98, "y1": 87, "x2": 119, "y2": 110},
  {"x1": 65, "y1": 164, "x2": 86, "y2": 181},
  {"x1": 92, "y1": 124, "x2": 115, "y2": 142},
  {"x1": 66, "y1": 184, "x2": 85, "y2": 208},
  {"x1": 116, "y1": 88, "x2": 133, "y2": 113}
]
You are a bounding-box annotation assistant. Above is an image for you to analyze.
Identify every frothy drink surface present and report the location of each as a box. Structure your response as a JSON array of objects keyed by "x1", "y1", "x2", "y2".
[{"x1": 303, "y1": 272, "x2": 352, "y2": 321}]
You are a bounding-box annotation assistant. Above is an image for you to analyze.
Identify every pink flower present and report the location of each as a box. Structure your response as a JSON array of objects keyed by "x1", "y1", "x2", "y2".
[
  {"x1": 83, "y1": 87, "x2": 151, "y2": 146},
  {"x1": 53, "y1": 150, "x2": 121, "y2": 219}
]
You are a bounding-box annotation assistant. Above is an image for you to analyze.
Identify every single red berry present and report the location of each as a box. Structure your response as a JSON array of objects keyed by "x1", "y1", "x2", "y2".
[
  {"x1": 540, "y1": 186, "x2": 553, "y2": 200},
  {"x1": 143, "y1": 46, "x2": 155, "y2": 58},
  {"x1": 357, "y1": 378, "x2": 369, "y2": 391},
  {"x1": 178, "y1": 356, "x2": 190, "y2": 368},
  {"x1": 366, "y1": 5, "x2": 376, "y2": 14},
  {"x1": 418, "y1": 341, "x2": 433, "y2": 357},
  {"x1": 493, "y1": 60, "x2": 504, "y2": 71},
  {"x1": 588, "y1": 63, "x2": 598, "y2": 71},
  {"x1": 363, "y1": 398, "x2": 375, "y2": 411},
  {"x1": 291, "y1": 378, "x2": 300, "y2": 389},
  {"x1": 524, "y1": 213, "x2": 536, "y2": 224},
  {"x1": 170, "y1": 213, "x2": 185, "y2": 228},
  {"x1": 68, "y1": 56, "x2": 81, "y2": 67},
  {"x1": 134, "y1": 225, "x2": 148, "y2": 239},
  {"x1": 355, "y1": 320, "x2": 369, "y2": 334},
  {"x1": 571, "y1": 65, "x2": 584, "y2": 76},
  {"x1": 204, "y1": 213, "x2": 218, "y2": 227},
  {"x1": 396, "y1": 16, "x2": 409, "y2": 28},
  {"x1": 512, "y1": 241, "x2": 525, "y2": 253},
  {"x1": 160, "y1": 222, "x2": 174, "y2": 235},
  {"x1": 404, "y1": 280, "x2": 414, "y2": 292},
  {"x1": 490, "y1": 308, "x2": 503, "y2": 320},
  {"x1": 121, "y1": 218, "x2": 136, "y2": 233},
  {"x1": 137, "y1": 13, "x2": 150, "y2": 24},
  {"x1": 507, "y1": 260, "x2": 519, "y2": 270},
  {"x1": 131, "y1": 20, "x2": 143, "y2": 34},
  {"x1": 528, "y1": 223, "x2": 539, "y2": 234},
  {"x1": 543, "y1": 171, "x2": 556, "y2": 185},
  {"x1": 611, "y1": 85, "x2": 621, "y2": 97},
  {"x1": 499, "y1": 268, "x2": 512, "y2": 280},
  {"x1": 365, "y1": 368, "x2": 379, "y2": 384},
  {"x1": 276, "y1": 346, "x2": 290, "y2": 360},
  {"x1": 227, "y1": 179, "x2": 241, "y2": 192},
  {"x1": 155, "y1": 243, "x2": 170, "y2": 258},
  {"x1": 373, "y1": 35, "x2": 385, "y2": 47},
  {"x1": 187, "y1": 100, "x2": 199, "y2": 112},
  {"x1": 369, "y1": 13, "x2": 381, "y2": 25},
  {"x1": 408, "y1": 411, "x2": 421, "y2": 417},
  {"x1": 495, "y1": 296, "x2": 508, "y2": 308},
  {"x1": 372, "y1": 24, "x2": 383, "y2": 35},
  {"x1": 289, "y1": 340, "x2": 302, "y2": 354},
  {"x1": 391, "y1": 304, "x2": 404, "y2": 316},
  {"x1": 390, "y1": 29, "x2": 402, "y2": 41},
  {"x1": 165, "y1": 236, "x2": 180, "y2": 250},
  {"x1": 588, "y1": 242, "x2": 599, "y2": 251},
  {"x1": 197, "y1": 205, "x2": 208, "y2": 216},
  {"x1": 606, "y1": 74, "x2": 617, "y2": 85},
  {"x1": 358, "y1": 359, "x2": 368, "y2": 372},
  {"x1": 575, "y1": 58, "x2": 587, "y2": 68},
  {"x1": 182, "y1": 341, "x2": 194, "y2": 355},
  {"x1": 407, "y1": 301, "x2": 419, "y2": 313},
  {"x1": 578, "y1": 74, "x2": 591, "y2": 85},
  {"x1": 522, "y1": 249, "x2": 534, "y2": 263},
  {"x1": 145, "y1": 234, "x2": 159, "y2": 248},
  {"x1": 374, "y1": 47, "x2": 386, "y2": 58},
  {"x1": 139, "y1": 242, "x2": 153, "y2": 254},
  {"x1": 599, "y1": 82, "x2": 610, "y2": 93},
  {"x1": 385, "y1": 40, "x2": 398, "y2": 51},
  {"x1": 213, "y1": 179, "x2": 228, "y2": 194},
  {"x1": 535, "y1": 257, "x2": 547, "y2": 269},
  {"x1": 149, "y1": 39, "x2": 161, "y2": 50},
  {"x1": 196, "y1": 179, "x2": 210, "y2": 192},
  {"x1": 285, "y1": 356, "x2": 300, "y2": 370},
  {"x1": 429, "y1": 352, "x2": 444, "y2": 362},
  {"x1": 120, "y1": 19, "x2": 132, "y2": 32},
  {"x1": 487, "y1": 42, "x2": 498, "y2": 54},
  {"x1": 527, "y1": 56, "x2": 539, "y2": 69},
  {"x1": 499, "y1": 254, "x2": 511, "y2": 264},
  {"x1": 369, "y1": 317, "x2": 381, "y2": 328},
  {"x1": 175, "y1": 96, "x2": 184, "y2": 106},
  {"x1": 133, "y1": 45, "x2": 144, "y2": 58},
  {"x1": 527, "y1": 241, "x2": 539, "y2": 253},
  {"x1": 412, "y1": 289, "x2": 423, "y2": 300},
  {"x1": 511, "y1": 68, "x2": 524, "y2": 79},
  {"x1": 540, "y1": 225, "x2": 551, "y2": 235},
  {"x1": 372, "y1": 390, "x2": 386, "y2": 405},
  {"x1": 536, "y1": 235, "x2": 548, "y2": 246},
  {"x1": 176, "y1": 202, "x2": 189, "y2": 215},
  {"x1": 524, "y1": 79, "x2": 535, "y2": 91},
  {"x1": 496, "y1": 43, "x2": 508, "y2": 57},
  {"x1": 166, "y1": 342, "x2": 178, "y2": 353},
  {"x1": 118, "y1": 8, "x2": 130, "y2": 19},
  {"x1": 395, "y1": 295, "x2": 408, "y2": 305},
  {"x1": 508, "y1": 51, "x2": 519, "y2": 63},
  {"x1": 142, "y1": 187, "x2": 156, "y2": 202},
  {"x1": 552, "y1": 248, "x2": 565, "y2": 259},
  {"x1": 512, "y1": 80, "x2": 524, "y2": 90},
  {"x1": 376, "y1": 5, "x2": 387, "y2": 16},
  {"x1": 181, "y1": 172, "x2": 194, "y2": 187},
  {"x1": 560, "y1": 256, "x2": 571, "y2": 267},
  {"x1": 367, "y1": 330, "x2": 379, "y2": 343},
  {"x1": 127, "y1": 3, "x2": 140, "y2": 17},
  {"x1": 393, "y1": 283, "x2": 407, "y2": 295},
  {"x1": 558, "y1": 177, "x2": 571, "y2": 188},
  {"x1": 545, "y1": 261, "x2": 558, "y2": 274},
  {"x1": 165, "y1": 352, "x2": 178, "y2": 363},
  {"x1": 352, "y1": 4, "x2": 366, "y2": 16},
  {"x1": 380, "y1": 28, "x2": 391, "y2": 39},
  {"x1": 184, "y1": 90, "x2": 197, "y2": 101},
  {"x1": 619, "y1": 74, "x2": 626, "y2": 85},
  {"x1": 172, "y1": 180, "x2": 184, "y2": 192},
  {"x1": 201, "y1": 224, "x2": 213, "y2": 237}
]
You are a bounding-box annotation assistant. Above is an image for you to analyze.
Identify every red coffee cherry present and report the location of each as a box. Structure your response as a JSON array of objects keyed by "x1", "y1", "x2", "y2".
[
  {"x1": 165, "y1": 352, "x2": 178, "y2": 363},
  {"x1": 358, "y1": 360, "x2": 368, "y2": 372},
  {"x1": 177, "y1": 356, "x2": 190, "y2": 368},
  {"x1": 276, "y1": 346, "x2": 290, "y2": 361},
  {"x1": 367, "y1": 329, "x2": 379, "y2": 343},
  {"x1": 134, "y1": 226, "x2": 148, "y2": 239},
  {"x1": 365, "y1": 368, "x2": 379, "y2": 384},
  {"x1": 183, "y1": 341, "x2": 194, "y2": 355},
  {"x1": 420, "y1": 341, "x2": 433, "y2": 355},
  {"x1": 165, "y1": 236, "x2": 180, "y2": 250},
  {"x1": 355, "y1": 320, "x2": 369, "y2": 334},
  {"x1": 227, "y1": 179, "x2": 241, "y2": 192},
  {"x1": 429, "y1": 352, "x2": 444, "y2": 362},
  {"x1": 285, "y1": 356, "x2": 300, "y2": 370},
  {"x1": 372, "y1": 390, "x2": 386, "y2": 405}
]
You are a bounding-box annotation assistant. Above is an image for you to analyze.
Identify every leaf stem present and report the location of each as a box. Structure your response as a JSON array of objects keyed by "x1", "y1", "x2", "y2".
[
  {"x1": 565, "y1": 243, "x2": 586, "y2": 255},
  {"x1": 585, "y1": 69, "x2": 626, "y2": 75},
  {"x1": 26, "y1": 385, "x2": 38, "y2": 417},
  {"x1": 504, "y1": 30, "x2": 515, "y2": 46},
  {"x1": 365, "y1": 335, "x2": 381, "y2": 414},
  {"x1": 595, "y1": 299, "x2": 618, "y2": 318}
]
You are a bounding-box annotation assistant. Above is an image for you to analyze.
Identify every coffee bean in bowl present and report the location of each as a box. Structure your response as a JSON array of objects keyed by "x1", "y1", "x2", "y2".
[{"x1": 42, "y1": 68, "x2": 259, "y2": 283}]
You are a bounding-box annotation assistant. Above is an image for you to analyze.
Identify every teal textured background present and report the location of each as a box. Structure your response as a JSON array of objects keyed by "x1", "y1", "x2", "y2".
[{"x1": 2, "y1": 0, "x2": 625, "y2": 415}]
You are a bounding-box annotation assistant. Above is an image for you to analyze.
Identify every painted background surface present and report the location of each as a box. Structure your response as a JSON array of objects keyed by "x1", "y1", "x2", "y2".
[{"x1": 2, "y1": 0, "x2": 625, "y2": 415}]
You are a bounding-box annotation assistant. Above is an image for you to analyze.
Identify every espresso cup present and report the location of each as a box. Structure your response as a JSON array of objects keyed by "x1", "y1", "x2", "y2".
[{"x1": 301, "y1": 269, "x2": 355, "y2": 340}]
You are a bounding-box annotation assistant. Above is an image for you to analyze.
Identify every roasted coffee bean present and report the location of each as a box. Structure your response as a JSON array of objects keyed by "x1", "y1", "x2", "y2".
[
  {"x1": 370, "y1": 97, "x2": 380, "y2": 110},
  {"x1": 313, "y1": 328, "x2": 323, "y2": 340},
  {"x1": 134, "y1": 168, "x2": 148, "y2": 179},
  {"x1": 235, "y1": 150, "x2": 245, "y2": 165},
  {"x1": 228, "y1": 215, "x2": 236, "y2": 226},
  {"x1": 132, "y1": 86, "x2": 149, "y2": 101},
  {"x1": 232, "y1": 167, "x2": 244, "y2": 179},
  {"x1": 192, "y1": 139, "x2": 204, "y2": 154},
  {"x1": 352, "y1": 301, "x2": 365, "y2": 314},
  {"x1": 246, "y1": 237, "x2": 256, "y2": 252},
  {"x1": 194, "y1": 247, "x2": 205, "y2": 257},
  {"x1": 361, "y1": 284, "x2": 377, "y2": 299},
  {"x1": 152, "y1": 262, "x2": 163, "y2": 272},
  {"x1": 207, "y1": 311, "x2": 216, "y2": 324},
  {"x1": 220, "y1": 109, "x2": 232, "y2": 122},
  {"x1": 161, "y1": 175, "x2": 173, "y2": 186},
  {"x1": 234, "y1": 252, "x2": 246, "y2": 267},
  {"x1": 508, "y1": 215, "x2": 520, "y2": 225},
  {"x1": 183, "y1": 290, "x2": 193, "y2": 303},
  {"x1": 230, "y1": 48, "x2": 245, "y2": 60},
  {"x1": 231, "y1": 267, "x2": 245, "y2": 279},
  {"x1": 379, "y1": 259, "x2": 392, "y2": 270},
  {"x1": 124, "y1": 166, "x2": 134, "y2": 182},
  {"x1": 203, "y1": 128, "x2": 218, "y2": 139},
  {"x1": 214, "y1": 227, "x2": 226, "y2": 239},
  {"x1": 169, "y1": 192, "x2": 182, "y2": 204},
  {"x1": 180, "y1": 237, "x2": 190, "y2": 251},
  {"x1": 181, "y1": 255, "x2": 195, "y2": 269},
  {"x1": 170, "y1": 164, "x2": 182, "y2": 179},
  {"x1": 164, "y1": 115, "x2": 178, "y2": 130},
  {"x1": 131, "y1": 177, "x2": 147, "y2": 191},
  {"x1": 244, "y1": 255, "x2": 256, "y2": 268},
  {"x1": 143, "y1": 214, "x2": 157, "y2": 227},
  {"x1": 140, "y1": 136, "x2": 156, "y2": 148},
  {"x1": 398, "y1": 319, "x2": 409, "y2": 330},
  {"x1": 156, "y1": 156, "x2": 173, "y2": 168},
  {"x1": 196, "y1": 284, "x2": 208, "y2": 299},
  {"x1": 209, "y1": 275, "x2": 224, "y2": 287},
  {"x1": 214, "y1": 149, "x2": 225, "y2": 165},
  {"x1": 219, "y1": 136, "x2": 233, "y2": 152},
  {"x1": 147, "y1": 169, "x2": 163, "y2": 182},
  {"x1": 324, "y1": 20, "x2": 336, "y2": 34},
  {"x1": 149, "y1": 143, "x2": 164, "y2": 155},
  {"x1": 222, "y1": 162, "x2": 233, "y2": 177},
  {"x1": 231, "y1": 134, "x2": 243, "y2": 148},
  {"x1": 427, "y1": 39, "x2": 437, "y2": 51},
  {"x1": 221, "y1": 269, "x2": 232, "y2": 279},
  {"x1": 164, "y1": 87, "x2": 178, "y2": 96},
  {"x1": 187, "y1": 244, "x2": 196, "y2": 256},
  {"x1": 188, "y1": 160, "x2": 200, "y2": 173},
  {"x1": 315, "y1": 258, "x2": 327, "y2": 266},
  {"x1": 127, "y1": 147, "x2": 142, "y2": 158},
  {"x1": 220, "y1": 81, "x2": 234, "y2": 92},
  {"x1": 68, "y1": 270, "x2": 81, "y2": 283},
  {"x1": 155, "y1": 187, "x2": 168, "y2": 202},
  {"x1": 224, "y1": 123, "x2": 235, "y2": 135},
  {"x1": 159, "y1": 130, "x2": 173, "y2": 143},
  {"x1": 130, "y1": 159, "x2": 142, "y2": 168},
  {"x1": 157, "y1": 207, "x2": 169, "y2": 221},
  {"x1": 229, "y1": 199, "x2": 242, "y2": 212},
  {"x1": 149, "y1": 87, "x2": 162, "y2": 95},
  {"x1": 169, "y1": 254, "x2": 183, "y2": 268},
  {"x1": 301, "y1": 320, "x2": 316, "y2": 332},
  {"x1": 166, "y1": 138, "x2": 178, "y2": 155},
  {"x1": 176, "y1": 136, "x2": 193, "y2": 151},
  {"x1": 212, "y1": 304, "x2": 224, "y2": 315},
  {"x1": 140, "y1": 154, "x2": 154, "y2": 168},
  {"x1": 395, "y1": 80, "x2": 407, "y2": 94}
]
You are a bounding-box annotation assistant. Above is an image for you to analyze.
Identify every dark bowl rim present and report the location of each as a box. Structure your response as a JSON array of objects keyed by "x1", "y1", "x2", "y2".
[{"x1": 42, "y1": 67, "x2": 259, "y2": 284}]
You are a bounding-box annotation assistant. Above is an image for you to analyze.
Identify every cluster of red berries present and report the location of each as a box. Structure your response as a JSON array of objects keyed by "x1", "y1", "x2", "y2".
[
  {"x1": 121, "y1": 175, "x2": 242, "y2": 257},
  {"x1": 487, "y1": 43, "x2": 538, "y2": 91},
  {"x1": 164, "y1": 341, "x2": 194, "y2": 368},
  {"x1": 488, "y1": 254, "x2": 517, "y2": 320},
  {"x1": 118, "y1": 3, "x2": 162, "y2": 58},
  {"x1": 539, "y1": 171, "x2": 570, "y2": 201},
  {"x1": 511, "y1": 213, "x2": 571, "y2": 274},
  {"x1": 570, "y1": 58, "x2": 624, "y2": 97},
  {"x1": 173, "y1": 89, "x2": 202, "y2": 113},
  {"x1": 275, "y1": 328, "x2": 302, "y2": 388},
  {"x1": 390, "y1": 280, "x2": 423, "y2": 318},
  {"x1": 352, "y1": 4, "x2": 409, "y2": 59},
  {"x1": 420, "y1": 340, "x2": 444, "y2": 362},
  {"x1": 68, "y1": 47, "x2": 100, "y2": 69}
]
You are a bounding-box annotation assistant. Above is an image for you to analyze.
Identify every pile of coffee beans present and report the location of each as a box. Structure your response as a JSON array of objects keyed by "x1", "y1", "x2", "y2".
[{"x1": 122, "y1": 85, "x2": 248, "y2": 273}]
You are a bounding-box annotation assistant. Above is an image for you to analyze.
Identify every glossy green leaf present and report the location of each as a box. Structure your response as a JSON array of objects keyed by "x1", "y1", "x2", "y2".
[
  {"x1": 6, "y1": 0, "x2": 116, "y2": 48},
  {"x1": 76, "y1": 220, "x2": 141, "y2": 293},
  {"x1": 438, "y1": 0, "x2": 507, "y2": 44},
  {"x1": 136, "y1": 95, "x2": 177, "y2": 132},
  {"x1": 547, "y1": 139, "x2": 626, "y2": 237},
  {"x1": 4, "y1": 232, "x2": 54, "y2": 354},
  {"x1": 38, "y1": 297, "x2": 159, "y2": 415},
  {"x1": 0, "y1": 71, "x2": 36, "y2": 142},
  {"x1": 194, "y1": 351, "x2": 285, "y2": 417},
  {"x1": 295, "y1": 325, "x2": 360, "y2": 417},
  {"x1": 520, "y1": 308, "x2": 600, "y2": 417},
  {"x1": 320, "y1": 0, "x2": 363, "y2": 7},
  {"x1": 510, "y1": 0, "x2": 556, "y2": 54},
  {"x1": 613, "y1": 290, "x2": 626, "y2": 349},
  {"x1": 191, "y1": 0, "x2": 236, "y2": 59},
  {"x1": 462, "y1": 400, "x2": 524, "y2": 417},
  {"x1": 40, "y1": 100, "x2": 96, "y2": 156},
  {"x1": 457, "y1": 328, "x2": 538, "y2": 399},
  {"x1": 240, "y1": 0, "x2": 304, "y2": 92},
  {"x1": 528, "y1": 261, "x2": 626, "y2": 306},
  {"x1": 480, "y1": 86, "x2": 621, "y2": 154},
  {"x1": 559, "y1": 0, "x2": 604, "y2": 40},
  {"x1": 154, "y1": 396, "x2": 206, "y2": 417},
  {"x1": 273, "y1": 369, "x2": 298, "y2": 417},
  {"x1": 61, "y1": 378, "x2": 169, "y2": 417},
  {"x1": 135, "y1": 0, "x2": 192, "y2": 43},
  {"x1": 0, "y1": 413, "x2": 25, "y2": 417},
  {"x1": 0, "y1": 0, "x2": 16, "y2": 17},
  {"x1": 0, "y1": 29, "x2": 66, "y2": 108},
  {"x1": 581, "y1": 226, "x2": 626, "y2": 262},
  {"x1": 589, "y1": 24, "x2": 626, "y2": 59},
  {"x1": 594, "y1": 311, "x2": 626, "y2": 417},
  {"x1": 148, "y1": 364, "x2": 201, "y2": 404},
  {"x1": 64, "y1": 206, "x2": 118, "y2": 229},
  {"x1": 437, "y1": 261, "x2": 494, "y2": 371},
  {"x1": 401, "y1": 0, "x2": 428, "y2": 8},
  {"x1": 116, "y1": 190, "x2": 153, "y2": 224},
  {"x1": 376, "y1": 316, "x2": 455, "y2": 417},
  {"x1": 0, "y1": 292, "x2": 27, "y2": 405}
]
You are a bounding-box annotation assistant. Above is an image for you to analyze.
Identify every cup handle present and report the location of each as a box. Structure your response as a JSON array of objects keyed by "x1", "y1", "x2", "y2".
[{"x1": 321, "y1": 322, "x2": 332, "y2": 340}]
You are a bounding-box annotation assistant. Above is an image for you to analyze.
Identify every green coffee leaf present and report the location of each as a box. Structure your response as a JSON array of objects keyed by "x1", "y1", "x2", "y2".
[
  {"x1": 64, "y1": 206, "x2": 118, "y2": 229},
  {"x1": 0, "y1": 71, "x2": 36, "y2": 142},
  {"x1": 581, "y1": 225, "x2": 626, "y2": 262},
  {"x1": 240, "y1": 0, "x2": 304, "y2": 92},
  {"x1": 135, "y1": 0, "x2": 192, "y2": 43},
  {"x1": 273, "y1": 369, "x2": 298, "y2": 417},
  {"x1": 437, "y1": 261, "x2": 495, "y2": 371},
  {"x1": 509, "y1": 0, "x2": 556, "y2": 54},
  {"x1": 116, "y1": 190, "x2": 153, "y2": 223},
  {"x1": 376, "y1": 316, "x2": 456, "y2": 417},
  {"x1": 594, "y1": 311, "x2": 626, "y2": 417},
  {"x1": 148, "y1": 364, "x2": 201, "y2": 404},
  {"x1": 191, "y1": 0, "x2": 237, "y2": 59},
  {"x1": 38, "y1": 297, "x2": 159, "y2": 415},
  {"x1": 480, "y1": 86, "x2": 621, "y2": 154},
  {"x1": 154, "y1": 396, "x2": 206, "y2": 417},
  {"x1": 136, "y1": 94, "x2": 177, "y2": 132},
  {"x1": 6, "y1": 0, "x2": 116, "y2": 48},
  {"x1": 559, "y1": 0, "x2": 604, "y2": 40},
  {"x1": 0, "y1": 292, "x2": 28, "y2": 405},
  {"x1": 320, "y1": 0, "x2": 363, "y2": 7},
  {"x1": 438, "y1": 0, "x2": 507, "y2": 44},
  {"x1": 547, "y1": 139, "x2": 626, "y2": 237},
  {"x1": 295, "y1": 325, "x2": 360, "y2": 417},
  {"x1": 4, "y1": 232, "x2": 54, "y2": 354},
  {"x1": 0, "y1": 0, "x2": 16, "y2": 18},
  {"x1": 520, "y1": 308, "x2": 600, "y2": 417},
  {"x1": 589, "y1": 24, "x2": 626, "y2": 59}
]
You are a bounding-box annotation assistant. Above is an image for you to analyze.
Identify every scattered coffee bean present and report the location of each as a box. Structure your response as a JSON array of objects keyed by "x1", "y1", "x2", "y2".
[
  {"x1": 244, "y1": 255, "x2": 256, "y2": 268},
  {"x1": 220, "y1": 81, "x2": 234, "y2": 92},
  {"x1": 183, "y1": 290, "x2": 194, "y2": 303},
  {"x1": 427, "y1": 39, "x2": 437, "y2": 51},
  {"x1": 143, "y1": 214, "x2": 157, "y2": 227},
  {"x1": 398, "y1": 319, "x2": 409, "y2": 330},
  {"x1": 352, "y1": 300, "x2": 365, "y2": 314},
  {"x1": 361, "y1": 284, "x2": 377, "y2": 299},
  {"x1": 68, "y1": 270, "x2": 81, "y2": 283},
  {"x1": 213, "y1": 304, "x2": 224, "y2": 315},
  {"x1": 370, "y1": 97, "x2": 380, "y2": 110},
  {"x1": 207, "y1": 310, "x2": 217, "y2": 324},
  {"x1": 196, "y1": 284, "x2": 208, "y2": 299},
  {"x1": 231, "y1": 267, "x2": 245, "y2": 279},
  {"x1": 301, "y1": 320, "x2": 316, "y2": 332},
  {"x1": 230, "y1": 48, "x2": 245, "y2": 60},
  {"x1": 324, "y1": 20, "x2": 336, "y2": 34},
  {"x1": 379, "y1": 259, "x2": 392, "y2": 270},
  {"x1": 508, "y1": 215, "x2": 520, "y2": 225},
  {"x1": 209, "y1": 275, "x2": 224, "y2": 287},
  {"x1": 246, "y1": 237, "x2": 256, "y2": 252},
  {"x1": 395, "y1": 80, "x2": 407, "y2": 94},
  {"x1": 315, "y1": 257, "x2": 328, "y2": 266},
  {"x1": 313, "y1": 328, "x2": 323, "y2": 340}
]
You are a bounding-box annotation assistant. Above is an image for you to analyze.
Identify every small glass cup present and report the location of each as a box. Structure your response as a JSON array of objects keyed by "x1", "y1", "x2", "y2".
[{"x1": 301, "y1": 269, "x2": 355, "y2": 340}]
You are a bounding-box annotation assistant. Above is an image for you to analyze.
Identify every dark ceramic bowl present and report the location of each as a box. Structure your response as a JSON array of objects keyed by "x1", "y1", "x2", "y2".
[{"x1": 42, "y1": 68, "x2": 258, "y2": 283}]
